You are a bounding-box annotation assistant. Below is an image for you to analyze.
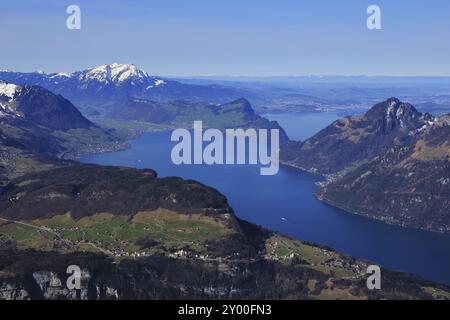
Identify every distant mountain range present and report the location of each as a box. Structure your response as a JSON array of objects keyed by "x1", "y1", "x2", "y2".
[
  {"x1": 0, "y1": 63, "x2": 258, "y2": 113},
  {"x1": 0, "y1": 72, "x2": 288, "y2": 143},
  {"x1": 282, "y1": 98, "x2": 450, "y2": 232},
  {"x1": 4, "y1": 64, "x2": 450, "y2": 117},
  {"x1": 0, "y1": 65, "x2": 289, "y2": 138}
]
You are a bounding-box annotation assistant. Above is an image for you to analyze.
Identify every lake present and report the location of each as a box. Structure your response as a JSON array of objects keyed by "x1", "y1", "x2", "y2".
[
  {"x1": 82, "y1": 112, "x2": 450, "y2": 285},
  {"x1": 263, "y1": 112, "x2": 341, "y2": 140}
]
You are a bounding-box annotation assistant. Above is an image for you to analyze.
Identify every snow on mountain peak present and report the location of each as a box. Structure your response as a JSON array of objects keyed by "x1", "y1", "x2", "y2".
[
  {"x1": 0, "y1": 81, "x2": 23, "y2": 117},
  {"x1": 0, "y1": 81, "x2": 21, "y2": 100},
  {"x1": 53, "y1": 72, "x2": 71, "y2": 78},
  {"x1": 155, "y1": 79, "x2": 166, "y2": 86},
  {"x1": 80, "y1": 63, "x2": 152, "y2": 84}
]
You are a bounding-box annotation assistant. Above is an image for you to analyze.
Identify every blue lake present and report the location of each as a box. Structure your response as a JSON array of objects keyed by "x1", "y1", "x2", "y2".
[{"x1": 83, "y1": 113, "x2": 450, "y2": 285}]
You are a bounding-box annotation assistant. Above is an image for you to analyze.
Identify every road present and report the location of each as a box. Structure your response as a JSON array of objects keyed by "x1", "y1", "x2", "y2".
[{"x1": 0, "y1": 217, "x2": 111, "y2": 255}]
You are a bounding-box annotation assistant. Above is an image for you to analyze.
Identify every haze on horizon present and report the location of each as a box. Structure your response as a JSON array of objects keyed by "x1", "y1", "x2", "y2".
[{"x1": 1, "y1": 0, "x2": 450, "y2": 77}]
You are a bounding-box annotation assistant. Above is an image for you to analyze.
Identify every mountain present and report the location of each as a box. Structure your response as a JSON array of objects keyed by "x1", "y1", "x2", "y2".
[
  {"x1": 281, "y1": 97, "x2": 449, "y2": 232},
  {"x1": 108, "y1": 97, "x2": 289, "y2": 142},
  {"x1": 281, "y1": 98, "x2": 434, "y2": 174},
  {"x1": 316, "y1": 113, "x2": 450, "y2": 232},
  {"x1": 1, "y1": 80, "x2": 92, "y2": 130},
  {"x1": 0, "y1": 81, "x2": 124, "y2": 177},
  {"x1": 0, "y1": 63, "x2": 258, "y2": 114}
]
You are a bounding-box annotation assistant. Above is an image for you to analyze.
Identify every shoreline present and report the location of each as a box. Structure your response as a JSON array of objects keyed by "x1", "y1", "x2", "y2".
[
  {"x1": 81, "y1": 135, "x2": 449, "y2": 235},
  {"x1": 280, "y1": 161, "x2": 450, "y2": 234}
]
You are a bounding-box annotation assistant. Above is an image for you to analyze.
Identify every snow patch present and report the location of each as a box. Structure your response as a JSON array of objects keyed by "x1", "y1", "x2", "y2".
[
  {"x1": 81, "y1": 63, "x2": 151, "y2": 84},
  {"x1": 0, "y1": 82, "x2": 20, "y2": 99},
  {"x1": 50, "y1": 72, "x2": 71, "y2": 78}
]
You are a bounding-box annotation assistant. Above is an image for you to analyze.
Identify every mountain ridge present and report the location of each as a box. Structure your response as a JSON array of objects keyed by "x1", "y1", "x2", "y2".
[
  {"x1": 0, "y1": 80, "x2": 94, "y2": 130},
  {"x1": 281, "y1": 97, "x2": 435, "y2": 174},
  {"x1": 0, "y1": 64, "x2": 259, "y2": 112},
  {"x1": 281, "y1": 97, "x2": 449, "y2": 232},
  {"x1": 316, "y1": 112, "x2": 450, "y2": 232}
]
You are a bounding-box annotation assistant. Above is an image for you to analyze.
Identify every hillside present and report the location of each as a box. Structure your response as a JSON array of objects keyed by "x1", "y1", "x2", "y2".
[
  {"x1": 281, "y1": 98, "x2": 434, "y2": 174},
  {"x1": 0, "y1": 164, "x2": 449, "y2": 300},
  {"x1": 316, "y1": 114, "x2": 450, "y2": 232},
  {"x1": 0, "y1": 81, "x2": 125, "y2": 176},
  {"x1": 108, "y1": 97, "x2": 289, "y2": 141},
  {"x1": 0, "y1": 80, "x2": 92, "y2": 130},
  {"x1": 281, "y1": 98, "x2": 449, "y2": 232}
]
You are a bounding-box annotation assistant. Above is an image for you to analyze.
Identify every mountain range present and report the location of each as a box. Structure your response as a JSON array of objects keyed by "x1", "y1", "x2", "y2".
[
  {"x1": 4, "y1": 65, "x2": 450, "y2": 117},
  {"x1": 0, "y1": 65, "x2": 288, "y2": 141},
  {"x1": 0, "y1": 63, "x2": 258, "y2": 114}
]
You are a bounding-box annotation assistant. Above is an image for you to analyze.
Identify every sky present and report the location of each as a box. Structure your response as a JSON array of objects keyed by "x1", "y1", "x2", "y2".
[{"x1": 1, "y1": 0, "x2": 450, "y2": 76}]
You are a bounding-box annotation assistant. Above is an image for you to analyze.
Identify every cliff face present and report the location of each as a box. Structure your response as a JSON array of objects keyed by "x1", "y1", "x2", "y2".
[{"x1": 1, "y1": 247, "x2": 449, "y2": 300}]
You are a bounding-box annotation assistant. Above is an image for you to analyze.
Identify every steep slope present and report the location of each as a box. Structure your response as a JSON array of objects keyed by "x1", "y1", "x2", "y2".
[
  {"x1": 281, "y1": 98, "x2": 434, "y2": 174},
  {"x1": 316, "y1": 114, "x2": 450, "y2": 232}
]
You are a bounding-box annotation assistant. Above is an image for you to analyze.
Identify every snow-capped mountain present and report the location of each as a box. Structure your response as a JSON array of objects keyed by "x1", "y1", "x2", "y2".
[
  {"x1": 0, "y1": 63, "x2": 254, "y2": 115},
  {"x1": 67, "y1": 63, "x2": 167, "y2": 89},
  {"x1": 0, "y1": 81, "x2": 23, "y2": 117},
  {"x1": 77, "y1": 63, "x2": 151, "y2": 83},
  {"x1": 0, "y1": 81, "x2": 21, "y2": 99}
]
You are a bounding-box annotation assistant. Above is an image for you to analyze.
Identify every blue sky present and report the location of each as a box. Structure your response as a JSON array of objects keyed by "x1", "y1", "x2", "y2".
[{"x1": 1, "y1": 0, "x2": 450, "y2": 76}]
